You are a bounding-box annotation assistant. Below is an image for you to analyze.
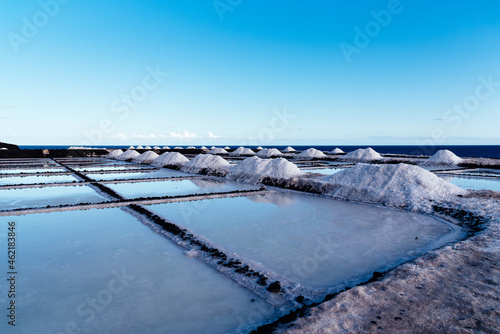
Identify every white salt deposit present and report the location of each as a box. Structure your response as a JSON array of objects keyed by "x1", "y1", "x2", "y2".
[
  {"x1": 256, "y1": 148, "x2": 283, "y2": 158},
  {"x1": 229, "y1": 147, "x2": 256, "y2": 156},
  {"x1": 181, "y1": 154, "x2": 230, "y2": 174},
  {"x1": 187, "y1": 146, "x2": 196, "y2": 149},
  {"x1": 329, "y1": 148, "x2": 344, "y2": 154},
  {"x1": 282, "y1": 146, "x2": 296, "y2": 153},
  {"x1": 422, "y1": 149, "x2": 463, "y2": 166},
  {"x1": 162, "y1": 146, "x2": 170, "y2": 149},
  {"x1": 128, "y1": 146, "x2": 135, "y2": 149},
  {"x1": 116, "y1": 150, "x2": 140, "y2": 161},
  {"x1": 224, "y1": 146, "x2": 231, "y2": 150},
  {"x1": 151, "y1": 152, "x2": 189, "y2": 168},
  {"x1": 144, "y1": 146, "x2": 152, "y2": 150},
  {"x1": 200, "y1": 146, "x2": 208, "y2": 150},
  {"x1": 153, "y1": 146, "x2": 161, "y2": 150},
  {"x1": 256, "y1": 146, "x2": 264, "y2": 150},
  {"x1": 136, "y1": 145, "x2": 144, "y2": 149},
  {"x1": 227, "y1": 156, "x2": 303, "y2": 183},
  {"x1": 297, "y1": 148, "x2": 326, "y2": 159},
  {"x1": 208, "y1": 148, "x2": 228, "y2": 155},
  {"x1": 68, "y1": 146, "x2": 102, "y2": 150},
  {"x1": 106, "y1": 149, "x2": 123, "y2": 159},
  {"x1": 132, "y1": 151, "x2": 159, "y2": 164},
  {"x1": 321, "y1": 163, "x2": 467, "y2": 211},
  {"x1": 341, "y1": 147, "x2": 382, "y2": 162},
  {"x1": 210, "y1": 146, "x2": 216, "y2": 149},
  {"x1": 174, "y1": 146, "x2": 183, "y2": 149}
]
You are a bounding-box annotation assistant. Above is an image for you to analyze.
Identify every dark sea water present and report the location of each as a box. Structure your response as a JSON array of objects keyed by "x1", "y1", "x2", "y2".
[{"x1": 18, "y1": 145, "x2": 500, "y2": 159}]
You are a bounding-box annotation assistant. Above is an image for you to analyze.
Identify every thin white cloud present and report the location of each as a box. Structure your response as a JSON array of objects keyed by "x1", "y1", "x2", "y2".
[
  {"x1": 207, "y1": 131, "x2": 220, "y2": 138},
  {"x1": 169, "y1": 131, "x2": 199, "y2": 139}
]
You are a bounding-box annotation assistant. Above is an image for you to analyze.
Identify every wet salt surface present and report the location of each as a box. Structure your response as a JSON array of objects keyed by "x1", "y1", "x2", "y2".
[
  {"x1": 106, "y1": 178, "x2": 257, "y2": 199},
  {"x1": 0, "y1": 209, "x2": 275, "y2": 334},
  {"x1": 87, "y1": 168, "x2": 192, "y2": 181},
  {"x1": 439, "y1": 175, "x2": 500, "y2": 192},
  {"x1": 75, "y1": 165, "x2": 153, "y2": 172},
  {"x1": 0, "y1": 174, "x2": 77, "y2": 186},
  {"x1": 148, "y1": 191, "x2": 463, "y2": 290},
  {"x1": 0, "y1": 185, "x2": 107, "y2": 210}
]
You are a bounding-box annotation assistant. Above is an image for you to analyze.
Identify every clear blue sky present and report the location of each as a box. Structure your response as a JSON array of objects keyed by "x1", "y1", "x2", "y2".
[{"x1": 1, "y1": 0, "x2": 499, "y2": 146}]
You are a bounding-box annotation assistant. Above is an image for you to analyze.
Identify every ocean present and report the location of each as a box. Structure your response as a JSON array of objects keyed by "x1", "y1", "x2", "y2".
[{"x1": 18, "y1": 145, "x2": 500, "y2": 159}]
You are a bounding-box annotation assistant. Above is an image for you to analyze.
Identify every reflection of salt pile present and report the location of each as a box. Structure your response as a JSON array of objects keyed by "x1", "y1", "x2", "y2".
[
  {"x1": 181, "y1": 154, "x2": 230, "y2": 174},
  {"x1": 422, "y1": 149, "x2": 463, "y2": 166},
  {"x1": 246, "y1": 192, "x2": 297, "y2": 207},
  {"x1": 208, "y1": 148, "x2": 228, "y2": 155},
  {"x1": 189, "y1": 178, "x2": 224, "y2": 188},
  {"x1": 341, "y1": 147, "x2": 382, "y2": 162},
  {"x1": 133, "y1": 151, "x2": 159, "y2": 164},
  {"x1": 229, "y1": 147, "x2": 255, "y2": 156},
  {"x1": 106, "y1": 149, "x2": 123, "y2": 159},
  {"x1": 256, "y1": 148, "x2": 283, "y2": 158},
  {"x1": 116, "y1": 150, "x2": 140, "y2": 161},
  {"x1": 297, "y1": 148, "x2": 326, "y2": 160},
  {"x1": 321, "y1": 163, "x2": 467, "y2": 211},
  {"x1": 151, "y1": 152, "x2": 189, "y2": 168},
  {"x1": 282, "y1": 146, "x2": 296, "y2": 153},
  {"x1": 227, "y1": 157, "x2": 303, "y2": 183},
  {"x1": 329, "y1": 148, "x2": 344, "y2": 154}
]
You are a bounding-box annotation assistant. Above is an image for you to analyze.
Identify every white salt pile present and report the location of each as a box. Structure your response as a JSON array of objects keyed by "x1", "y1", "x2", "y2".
[
  {"x1": 187, "y1": 146, "x2": 196, "y2": 149},
  {"x1": 297, "y1": 148, "x2": 326, "y2": 159},
  {"x1": 256, "y1": 148, "x2": 283, "y2": 158},
  {"x1": 256, "y1": 146, "x2": 264, "y2": 150},
  {"x1": 144, "y1": 146, "x2": 152, "y2": 150},
  {"x1": 210, "y1": 146, "x2": 216, "y2": 149},
  {"x1": 229, "y1": 147, "x2": 256, "y2": 156},
  {"x1": 227, "y1": 156, "x2": 303, "y2": 183},
  {"x1": 162, "y1": 146, "x2": 170, "y2": 149},
  {"x1": 116, "y1": 150, "x2": 140, "y2": 161},
  {"x1": 174, "y1": 146, "x2": 183, "y2": 149},
  {"x1": 329, "y1": 148, "x2": 344, "y2": 154},
  {"x1": 132, "y1": 151, "x2": 159, "y2": 164},
  {"x1": 181, "y1": 154, "x2": 230, "y2": 174},
  {"x1": 200, "y1": 146, "x2": 208, "y2": 150},
  {"x1": 341, "y1": 147, "x2": 382, "y2": 162},
  {"x1": 128, "y1": 146, "x2": 135, "y2": 149},
  {"x1": 282, "y1": 146, "x2": 296, "y2": 153},
  {"x1": 422, "y1": 149, "x2": 463, "y2": 166},
  {"x1": 106, "y1": 149, "x2": 123, "y2": 159},
  {"x1": 153, "y1": 146, "x2": 161, "y2": 150},
  {"x1": 68, "y1": 146, "x2": 101, "y2": 150},
  {"x1": 136, "y1": 145, "x2": 144, "y2": 149},
  {"x1": 151, "y1": 152, "x2": 189, "y2": 168},
  {"x1": 208, "y1": 147, "x2": 229, "y2": 155},
  {"x1": 224, "y1": 146, "x2": 231, "y2": 150},
  {"x1": 321, "y1": 163, "x2": 467, "y2": 211}
]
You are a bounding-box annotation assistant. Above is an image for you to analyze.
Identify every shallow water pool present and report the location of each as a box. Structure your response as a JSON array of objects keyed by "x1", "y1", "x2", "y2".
[
  {"x1": 0, "y1": 208, "x2": 275, "y2": 334},
  {"x1": 0, "y1": 185, "x2": 107, "y2": 210},
  {"x1": 0, "y1": 174, "x2": 77, "y2": 186},
  {"x1": 439, "y1": 175, "x2": 500, "y2": 192},
  {"x1": 107, "y1": 178, "x2": 257, "y2": 199},
  {"x1": 148, "y1": 191, "x2": 463, "y2": 290}
]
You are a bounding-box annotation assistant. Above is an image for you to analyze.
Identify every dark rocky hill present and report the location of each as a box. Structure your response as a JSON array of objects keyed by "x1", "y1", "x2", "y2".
[{"x1": 0, "y1": 141, "x2": 20, "y2": 150}]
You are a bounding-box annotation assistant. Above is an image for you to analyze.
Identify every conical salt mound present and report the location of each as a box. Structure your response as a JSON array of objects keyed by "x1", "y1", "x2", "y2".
[
  {"x1": 422, "y1": 150, "x2": 463, "y2": 166},
  {"x1": 341, "y1": 148, "x2": 382, "y2": 162},
  {"x1": 296, "y1": 148, "x2": 326, "y2": 159},
  {"x1": 151, "y1": 152, "x2": 189, "y2": 167}
]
